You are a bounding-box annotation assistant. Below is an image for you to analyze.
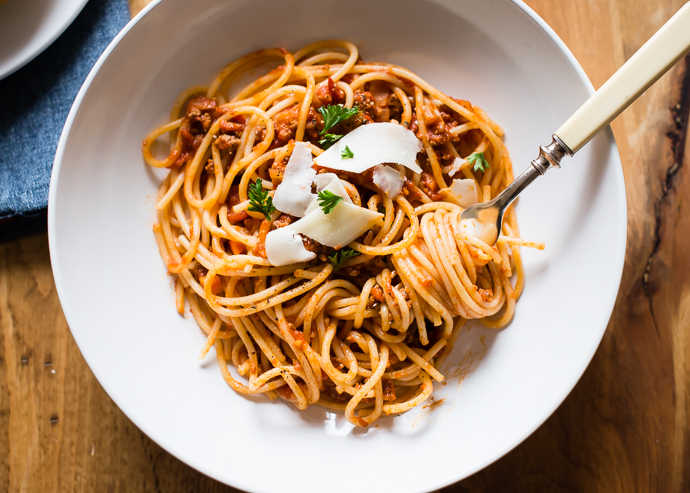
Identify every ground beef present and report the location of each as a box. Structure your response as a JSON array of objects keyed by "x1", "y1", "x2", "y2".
[
  {"x1": 192, "y1": 262, "x2": 208, "y2": 282},
  {"x1": 272, "y1": 213, "x2": 294, "y2": 230},
  {"x1": 272, "y1": 105, "x2": 319, "y2": 145},
  {"x1": 409, "y1": 111, "x2": 419, "y2": 134},
  {"x1": 368, "y1": 81, "x2": 391, "y2": 122},
  {"x1": 187, "y1": 95, "x2": 217, "y2": 133},
  {"x1": 402, "y1": 179, "x2": 426, "y2": 203},
  {"x1": 269, "y1": 155, "x2": 287, "y2": 185},
  {"x1": 410, "y1": 106, "x2": 455, "y2": 147},
  {"x1": 353, "y1": 90, "x2": 376, "y2": 119},
  {"x1": 304, "y1": 107, "x2": 320, "y2": 139},
  {"x1": 342, "y1": 266, "x2": 361, "y2": 277},
  {"x1": 436, "y1": 144, "x2": 455, "y2": 164},
  {"x1": 398, "y1": 286, "x2": 409, "y2": 300},
  {"x1": 174, "y1": 125, "x2": 204, "y2": 166},
  {"x1": 273, "y1": 105, "x2": 300, "y2": 143},
  {"x1": 439, "y1": 105, "x2": 462, "y2": 128},
  {"x1": 419, "y1": 171, "x2": 442, "y2": 201},
  {"x1": 226, "y1": 185, "x2": 249, "y2": 223},
  {"x1": 219, "y1": 120, "x2": 244, "y2": 134},
  {"x1": 215, "y1": 134, "x2": 240, "y2": 152},
  {"x1": 255, "y1": 125, "x2": 266, "y2": 143},
  {"x1": 172, "y1": 95, "x2": 222, "y2": 166},
  {"x1": 187, "y1": 95, "x2": 217, "y2": 113},
  {"x1": 300, "y1": 235, "x2": 324, "y2": 255},
  {"x1": 477, "y1": 288, "x2": 493, "y2": 302},
  {"x1": 299, "y1": 235, "x2": 337, "y2": 263},
  {"x1": 388, "y1": 92, "x2": 405, "y2": 123},
  {"x1": 382, "y1": 379, "x2": 396, "y2": 401},
  {"x1": 426, "y1": 122, "x2": 451, "y2": 146},
  {"x1": 313, "y1": 77, "x2": 346, "y2": 108}
]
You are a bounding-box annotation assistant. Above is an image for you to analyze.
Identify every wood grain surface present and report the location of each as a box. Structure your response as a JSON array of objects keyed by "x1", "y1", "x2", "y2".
[{"x1": 2, "y1": 0, "x2": 689, "y2": 491}]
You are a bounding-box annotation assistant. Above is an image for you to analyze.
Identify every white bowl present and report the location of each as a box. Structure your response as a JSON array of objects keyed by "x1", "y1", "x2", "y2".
[
  {"x1": 48, "y1": 0, "x2": 626, "y2": 491},
  {"x1": 0, "y1": 0, "x2": 88, "y2": 79}
]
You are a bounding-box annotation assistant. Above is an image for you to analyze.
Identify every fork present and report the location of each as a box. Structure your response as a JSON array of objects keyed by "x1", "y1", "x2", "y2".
[{"x1": 461, "y1": 1, "x2": 690, "y2": 245}]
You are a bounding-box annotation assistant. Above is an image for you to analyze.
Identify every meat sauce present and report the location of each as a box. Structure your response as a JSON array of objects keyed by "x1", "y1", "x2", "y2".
[{"x1": 181, "y1": 83, "x2": 471, "y2": 264}]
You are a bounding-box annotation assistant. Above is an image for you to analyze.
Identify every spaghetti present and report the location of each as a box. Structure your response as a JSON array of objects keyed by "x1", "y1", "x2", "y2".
[{"x1": 143, "y1": 40, "x2": 543, "y2": 426}]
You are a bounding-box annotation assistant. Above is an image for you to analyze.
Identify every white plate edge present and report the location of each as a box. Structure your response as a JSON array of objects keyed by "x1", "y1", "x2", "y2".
[{"x1": 47, "y1": 0, "x2": 629, "y2": 490}]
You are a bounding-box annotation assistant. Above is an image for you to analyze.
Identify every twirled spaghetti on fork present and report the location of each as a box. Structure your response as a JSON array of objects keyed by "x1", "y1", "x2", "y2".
[{"x1": 143, "y1": 40, "x2": 543, "y2": 427}]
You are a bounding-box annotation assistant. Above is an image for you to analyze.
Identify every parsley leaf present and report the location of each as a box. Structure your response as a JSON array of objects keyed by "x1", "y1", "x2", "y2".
[
  {"x1": 318, "y1": 105, "x2": 359, "y2": 134},
  {"x1": 467, "y1": 152, "x2": 490, "y2": 173},
  {"x1": 318, "y1": 133, "x2": 343, "y2": 150},
  {"x1": 341, "y1": 146, "x2": 354, "y2": 159},
  {"x1": 247, "y1": 178, "x2": 276, "y2": 221},
  {"x1": 328, "y1": 248, "x2": 360, "y2": 270},
  {"x1": 317, "y1": 190, "x2": 343, "y2": 214}
]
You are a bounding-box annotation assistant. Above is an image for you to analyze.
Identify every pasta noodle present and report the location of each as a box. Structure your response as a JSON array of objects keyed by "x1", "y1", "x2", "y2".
[{"x1": 143, "y1": 40, "x2": 543, "y2": 426}]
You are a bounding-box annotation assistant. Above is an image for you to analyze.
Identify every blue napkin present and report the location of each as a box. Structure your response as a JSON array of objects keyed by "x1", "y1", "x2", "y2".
[{"x1": 0, "y1": 0, "x2": 130, "y2": 242}]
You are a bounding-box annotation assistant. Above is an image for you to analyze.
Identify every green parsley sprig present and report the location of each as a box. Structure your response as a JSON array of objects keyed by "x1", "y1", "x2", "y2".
[
  {"x1": 341, "y1": 146, "x2": 354, "y2": 159},
  {"x1": 467, "y1": 151, "x2": 490, "y2": 173},
  {"x1": 247, "y1": 178, "x2": 276, "y2": 221},
  {"x1": 317, "y1": 190, "x2": 343, "y2": 214},
  {"x1": 318, "y1": 105, "x2": 359, "y2": 134},
  {"x1": 317, "y1": 105, "x2": 358, "y2": 150},
  {"x1": 318, "y1": 133, "x2": 343, "y2": 150},
  {"x1": 328, "y1": 248, "x2": 360, "y2": 270}
]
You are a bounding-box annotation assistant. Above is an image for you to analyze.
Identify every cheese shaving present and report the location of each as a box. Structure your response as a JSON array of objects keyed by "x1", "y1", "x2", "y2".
[
  {"x1": 449, "y1": 179, "x2": 479, "y2": 208},
  {"x1": 446, "y1": 157, "x2": 467, "y2": 177},
  {"x1": 305, "y1": 174, "x2": 352, "y2": 215},
  {"x1": 313, "y1": 122, "x2": 423, "y2": 174},
  {"x1": 372, "y1": 164, "x2": 405, "y2": 198},
  {"x1": 265, "y1": 227, "x2": 316, "y2": 266},
  {"x1": 286, "y1": 201, "x2": 383, "y2": 249},
  {"x1": 273, "y1": 142, "x2": 316, "y2": 217}
]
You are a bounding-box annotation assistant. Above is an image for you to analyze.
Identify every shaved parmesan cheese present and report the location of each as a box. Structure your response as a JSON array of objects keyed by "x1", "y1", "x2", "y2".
[
  {"x1": 287, "y1": 202, "x2": 383, "y2": 249},
  {"x1": 458, "y1": 217, "x2": 497, "y2": 245},
  {"x1": 265, "y1": 227, "x2": 316, "y2": 266},
  {"x1": 449, "y1": 179, "x2": 479, "y2": 208},
  {"x1": 447, "y1": 157, "x2": 467, "y2": 177},
  {"x1": 457, "y1": 218, "x2": 477, "y2": 236},
  {"x1": 273, "y1": 142, "x2": 316, "y2": 217},
  {"x1": 305, "y1": 174, "x2": 352, "y2": 215},
  {"x1": 314, "y1": 173, "x2": 336, "y2": 193},
  {"x1": 313, "y1": 173, "x2": 352, "y2": 203},
  {"x1": 313, "y1": 122, "x2": 423, "y2": 174},
  {"x1": 372, "y1": 164, "x2": 405, "y2": 198}
]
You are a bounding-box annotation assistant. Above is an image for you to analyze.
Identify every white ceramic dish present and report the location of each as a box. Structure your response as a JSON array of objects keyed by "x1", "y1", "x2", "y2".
[
  {"x1": 48, "y1": 0, "x2": 627, "y2": 491},
  {"x1": 0, "y1": 0, "x2": 89, "y2": 80}
]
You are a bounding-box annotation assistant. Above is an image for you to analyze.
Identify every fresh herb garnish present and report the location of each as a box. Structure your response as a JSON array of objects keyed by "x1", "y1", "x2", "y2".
[
  {"x1": 317, "y1": 190, "x2": 344, "y2": 214},
  {"x1": 467, "y1": 151, "x2": 490, "y2": 173},
  {"x1": 318, "y1": 105, "x2": 359, "y2": 134},
  {"x1": 328, "y1": 248, "x2": 360, "y2": 270},
  {"x1": 341, "y1": 146, "x2": 354, "y2": 159},
  {"x1": 318, "y1": 133, "x2": 343, "y2": 150},
  {"x1": 247, "y1": 178, "x2": 275, "y2": 221}
]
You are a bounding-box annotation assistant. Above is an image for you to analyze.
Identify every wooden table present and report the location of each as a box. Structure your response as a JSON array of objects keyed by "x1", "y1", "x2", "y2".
[{"x1": 2, "y1": 0, "x2": 689, "y2": 490}]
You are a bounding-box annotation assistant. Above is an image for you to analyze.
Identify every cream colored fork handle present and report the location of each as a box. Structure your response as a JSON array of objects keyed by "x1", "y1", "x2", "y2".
[{"x1": 556, "y1": 1, "x2": 690, "y2": 153}]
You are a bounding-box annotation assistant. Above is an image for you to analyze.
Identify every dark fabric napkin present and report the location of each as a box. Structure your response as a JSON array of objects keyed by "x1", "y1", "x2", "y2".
[{"x1": 0, "y1": 0, "x2": 130, "y2": 242}]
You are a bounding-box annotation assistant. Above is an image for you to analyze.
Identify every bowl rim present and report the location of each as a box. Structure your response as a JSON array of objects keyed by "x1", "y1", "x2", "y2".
[
  {"x1": 48, "y1": 0, "x2": 628, "y2": 490},
  {"x1": 0, "y1": 0, "x2": 90, "y2": 80}
]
